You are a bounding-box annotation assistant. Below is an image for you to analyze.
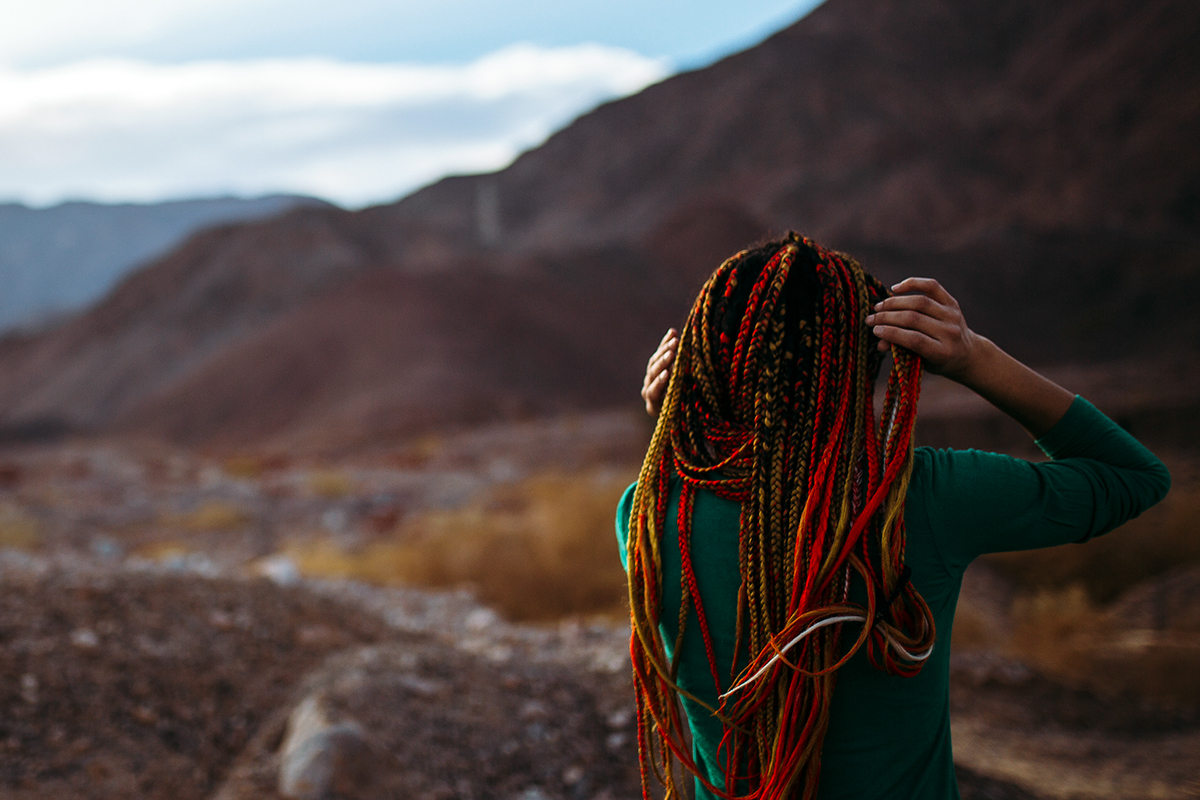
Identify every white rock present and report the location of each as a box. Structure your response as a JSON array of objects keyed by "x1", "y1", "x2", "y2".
[
  {"x1": 69, "y1": 628, "x2": 99, "y2": 649},
  {"x1": 257, "y1": 554, "x2": 300, "y2": 586},
  {"x1": 278, "y1": 695, "x2": 369, "y2": 799}
]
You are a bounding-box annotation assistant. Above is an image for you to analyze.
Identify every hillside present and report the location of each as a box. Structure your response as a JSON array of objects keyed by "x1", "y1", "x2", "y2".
[
  {"x1": 0, "y1": 196, "x2": 330, "y2": 334},
  {"x1": 0, "y1": 0, "x2": 1196, "y2": 450}
]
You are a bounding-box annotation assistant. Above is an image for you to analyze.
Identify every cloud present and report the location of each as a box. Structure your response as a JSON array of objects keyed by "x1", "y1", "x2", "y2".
[{"x1": 0, "y1": 44, "x2": 668, "y2": 207}]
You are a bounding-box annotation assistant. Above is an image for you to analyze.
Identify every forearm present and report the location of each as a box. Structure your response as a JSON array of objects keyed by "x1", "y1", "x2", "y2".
[{"x1": 948, "y1": 336, "x2": 1075, "y2": 439}]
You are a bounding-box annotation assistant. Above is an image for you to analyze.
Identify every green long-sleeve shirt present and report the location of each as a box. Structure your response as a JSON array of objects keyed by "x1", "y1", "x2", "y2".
[{"x1": 616, "y1": 396, "x2": 1170, "y2": 799}]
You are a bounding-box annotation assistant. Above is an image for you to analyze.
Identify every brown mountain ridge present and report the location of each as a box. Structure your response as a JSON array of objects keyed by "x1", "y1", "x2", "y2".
[{"x1": 0, "y1": 0, "x2": 1196, "y2": 450}]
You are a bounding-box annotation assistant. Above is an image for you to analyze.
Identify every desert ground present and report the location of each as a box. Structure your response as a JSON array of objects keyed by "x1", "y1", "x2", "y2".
[{"x1": 1, "y1": 407, "x2": 1197, "y2": 800}]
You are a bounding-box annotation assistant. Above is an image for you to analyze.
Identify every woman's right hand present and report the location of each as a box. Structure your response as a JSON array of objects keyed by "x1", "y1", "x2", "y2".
[{"x1": 641, "y1": 328, "x2": 678, "y2": 417}]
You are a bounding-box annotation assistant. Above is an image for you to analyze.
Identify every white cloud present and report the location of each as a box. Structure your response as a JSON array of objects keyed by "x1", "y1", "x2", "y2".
[
  {"x1": 0, "y1": 43, "x2": 668, "y2": 207},
  {"x1": 0, "y1": 0, "x2": 253, "y2": 66}
]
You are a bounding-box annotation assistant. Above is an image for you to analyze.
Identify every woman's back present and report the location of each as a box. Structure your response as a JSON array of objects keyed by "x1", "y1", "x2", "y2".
[
  {"x1": 622, "y1": 235, "x2": 1170, "y2": 799},
  {"x1": 620, "y1": 395, "x2": 1169, "y2": 800}
]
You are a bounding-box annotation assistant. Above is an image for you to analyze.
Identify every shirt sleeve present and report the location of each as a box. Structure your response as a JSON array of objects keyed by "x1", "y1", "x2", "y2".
[
  {"x1": 615, "y1": 481, "x2": 636, "y2": 571},
  {"x1": 916, "y1": 396, "x2": 1171, "y2": 574}
]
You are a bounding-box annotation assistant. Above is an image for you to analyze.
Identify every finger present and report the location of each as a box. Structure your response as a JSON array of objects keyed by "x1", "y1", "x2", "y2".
[
  {"x1": 647, "y1": 333, "x2": 679, "y2": 367},
  {"x1": 889, "y1": 277, "x2": 957, "y2": 309},
  {"x1": 646, "y1": 347, "x2": 675, "y2": 381},
  {"x1": 643, "y1": 355, "x2": 675, "y2": 395},
  {"x1": 868, "y1": 310, "x2": 956, "y2": 341},
  {"x1": 643, "y1": 371, "x2": 670, "y2": 416},
  {"x1": 869, "y1": 293, "x2": 956, "y2": 323},
  {"x1": 871, "y1": 324, "x2": 942, "y2": 358}
]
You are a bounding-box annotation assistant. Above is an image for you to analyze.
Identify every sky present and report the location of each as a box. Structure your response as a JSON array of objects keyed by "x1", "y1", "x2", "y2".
[{"x1": 0, "y1": 0, "x2": 823, "y2": 209}]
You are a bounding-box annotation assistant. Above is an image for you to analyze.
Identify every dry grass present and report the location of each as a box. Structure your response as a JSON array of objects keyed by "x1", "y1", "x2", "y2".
[
  {"x1": 133, "y1": 541, "x2": 191, "y2": 561},
  {"x1": 224, "y1": 455, "x2": 265, "y2": 479},
  {"x1": 306, "y1": 469, "x2": 355, "y2": 499},
  {"x1": 287, "y1": 469, "x2": 636, "y2": 621},
  {"x1": 1005, "y1": 582, "x2": 1200, "y2": 706},
  {"x1": 0, "y1": 503, "x2": 40, "y2": 550},
  {"x1": 167, "y1": 501, "x2": 248, "y2": 531},
  {"x1": 1008, "y1": 584, "x2": 1100, "y2": 673}
]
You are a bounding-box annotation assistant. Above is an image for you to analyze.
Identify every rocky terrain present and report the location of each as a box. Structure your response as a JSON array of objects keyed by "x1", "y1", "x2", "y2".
[
  {"x1": 0, "y1": 414, "x2": 1196, "y2": 799},
  {"x1": 5, "y1": 548, "x2": 1197, "y2": 800}
]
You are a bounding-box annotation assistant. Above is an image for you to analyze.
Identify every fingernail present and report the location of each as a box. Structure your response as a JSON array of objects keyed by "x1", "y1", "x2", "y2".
[
  {"x1": 873, "y1": 326, "x2": 884, "y2": 335},
  {"x1": 874, "y1": 302, "x2": 882, "y2": 310}
]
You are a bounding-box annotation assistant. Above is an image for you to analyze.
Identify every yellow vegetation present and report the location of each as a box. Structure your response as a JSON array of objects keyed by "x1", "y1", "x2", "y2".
[
  {"x1": 168, "y1": 501, "x2": 248, "y2": 531},
  {"x1": 134, "y1": 541, "x2": 191, "y2": 561},
  {"x1": 1008, "y1": 584, "x2": 1099, "y2": 673},
  {"x1": 307, "y1": 469, "x2": 355, "y2": 499},
  {"x1": 0, "y1": 504, "x2": 40, "y2": 550},
  {"x1": 287, "y1": 469, "x2": 635, "y2": 620},
  {"x1": 1005, "y1": 582, "x2": 1200, "y2": 706},
  {"x1": 224, "y1": 455, "x2": 265, "y2": 479}
]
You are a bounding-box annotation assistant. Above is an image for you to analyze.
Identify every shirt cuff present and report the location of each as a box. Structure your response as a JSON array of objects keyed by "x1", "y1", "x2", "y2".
[{"x1": 1034, "y1": 395, "x2": 1105, "y2": 460}]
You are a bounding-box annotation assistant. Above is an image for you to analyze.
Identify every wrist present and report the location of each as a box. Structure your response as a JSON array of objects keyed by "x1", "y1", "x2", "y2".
[{"x1": 946, "y1": 332, "x2": 998, "y2": 390}]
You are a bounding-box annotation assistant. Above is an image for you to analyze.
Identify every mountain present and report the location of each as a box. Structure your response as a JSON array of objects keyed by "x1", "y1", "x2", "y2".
[
  {"x1": 0, "y1": 0, "x2": 1196, "y2": 450},
  {"x1": 0, "y1": 196, "x2": 333, "y2": 333}
]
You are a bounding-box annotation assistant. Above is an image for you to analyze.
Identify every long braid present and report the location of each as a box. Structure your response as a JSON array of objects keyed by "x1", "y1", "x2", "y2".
[{"x1": 627, "y1": 233, "x2": 936, "y2": 800}]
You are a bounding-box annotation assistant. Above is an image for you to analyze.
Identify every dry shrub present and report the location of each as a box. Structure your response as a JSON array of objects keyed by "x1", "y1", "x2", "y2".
[
  {"x1": 1005, "y1": 579, "x2": 1200, "y2": 706},
  {"x1": 134, "y1": 541, "x2": 191, "y2": 561},
  {"x1": 307, "y1": 469, "x2": 355, "y2": 499},
  {"x1": 224, "y1": 453, "x2": 289, "y2": 478},
  {"x1": 984, "y1": 478, "x2": 1200, "y2": 602},
  {"x1": 287, "y1": 470, "x2": 636, "y2": 620},
  {"x1": 1008, "y1": 584, "x2": 1101, "y2": 673},
  {"x1": 0, "y1": 504, "x2": 39, "y2": 550},
  {"x1": 169, "y1": 501, "x2": 248, "y2": 531},
  {"x1": 949, "y1": 605, "x2": 995, "y2": 650},
  {"x1": 224, "y1": 455, "x2": 264, "y2": 478}
]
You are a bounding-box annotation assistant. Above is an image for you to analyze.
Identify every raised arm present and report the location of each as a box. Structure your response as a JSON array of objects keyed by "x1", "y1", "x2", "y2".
[
  {"x1": 867, "y1": 277, "x2": 1170, "y2": 566},
  {"x1": 865, "y1": 277, "x2": 1073, "y2": 437}
]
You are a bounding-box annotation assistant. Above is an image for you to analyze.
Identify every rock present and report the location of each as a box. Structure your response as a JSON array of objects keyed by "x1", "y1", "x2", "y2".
[
  {"x1": 278, "y1": 695, "x2": 370, "y2": 800},
  {"x1": 217, "y1": 639, "x2": 641, "y2": 800}
]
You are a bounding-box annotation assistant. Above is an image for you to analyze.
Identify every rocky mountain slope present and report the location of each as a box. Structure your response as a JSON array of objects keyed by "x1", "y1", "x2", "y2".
[
  {"x1": 0, "y1": 196, "x2": 328, "y2": 334},
  {"x1": 0, "y1": 0, "x2": 1196, "y2": 450}
]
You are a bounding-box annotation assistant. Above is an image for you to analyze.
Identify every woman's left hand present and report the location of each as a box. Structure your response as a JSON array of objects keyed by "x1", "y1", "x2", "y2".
[{"x1": 641, "y1": 328, "x2": 678, "y2": 417}]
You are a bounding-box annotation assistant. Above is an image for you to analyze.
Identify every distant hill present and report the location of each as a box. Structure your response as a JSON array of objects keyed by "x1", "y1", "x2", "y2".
[
  {"x1": 0, "y1": 0, "x2": 1195, "y2": 451},
  {"x1": 0, "y1": 196, "x2": 333, "y2": 333}
]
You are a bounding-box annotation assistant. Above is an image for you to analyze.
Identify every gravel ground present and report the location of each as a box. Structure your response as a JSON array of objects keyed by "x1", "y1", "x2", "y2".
[{"x1": 2, "y1": 550, "x2": 1196, "y2": 800}]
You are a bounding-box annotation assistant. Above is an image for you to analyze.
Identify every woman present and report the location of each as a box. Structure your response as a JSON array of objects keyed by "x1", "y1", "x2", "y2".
[{"x1": 616, "y1": 233, "x2": 1169, "y2": 800}]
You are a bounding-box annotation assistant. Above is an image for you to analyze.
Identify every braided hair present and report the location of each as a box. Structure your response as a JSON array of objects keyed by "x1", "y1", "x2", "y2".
[{"x1": 626, "y1": 233, "x2": 935, "y2": 800}]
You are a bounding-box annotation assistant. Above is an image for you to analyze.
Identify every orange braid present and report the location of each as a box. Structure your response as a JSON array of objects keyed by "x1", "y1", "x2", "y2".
[{"x1": 626, "y1": 233, "x2": 935, "y2": 800}]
